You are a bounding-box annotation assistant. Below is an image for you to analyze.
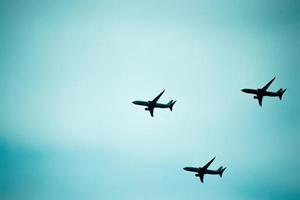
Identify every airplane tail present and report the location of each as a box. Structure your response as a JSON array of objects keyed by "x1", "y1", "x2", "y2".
[
  {"x1": 277, "y1": 88, "x2": 286, "y2": 100},
  {"x1": 218, "y1": 166, "x2": 226, "y2": 177},
  {"x1": 168, "y1": 100, "x2": 176, "y2": 111}
]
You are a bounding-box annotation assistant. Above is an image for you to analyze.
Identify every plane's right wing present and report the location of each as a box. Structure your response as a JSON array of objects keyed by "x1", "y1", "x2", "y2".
[
  {"x1": 199, "y1": 173, "x2": 204, "y2": 183},
  {"x1": 149, "y1": 107, "x2": 154, "y2": 117},
  {"x1": 257, "y1": 95, "x2": 263, "y2": 106}
]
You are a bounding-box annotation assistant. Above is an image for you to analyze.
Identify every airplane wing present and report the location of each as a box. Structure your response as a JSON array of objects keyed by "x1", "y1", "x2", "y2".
[
  {"x1": 202, "y1": 157, "x2": 216, "y2": 170},
  {"x1": 199, "y1": 173, "x2": 204, "y2": 183},
  {"x1": 262, "y1": 77, "x2": 275, "y2": 91},
  {"x1": 257, "y1": 95, "x2": 263, "y2": 106},
  {"x1": 151, "y1": 90, "x2": 165, "y2": 104},
  {"x1": 149, "y1": 107, "x2": 154, "y2": 117}
]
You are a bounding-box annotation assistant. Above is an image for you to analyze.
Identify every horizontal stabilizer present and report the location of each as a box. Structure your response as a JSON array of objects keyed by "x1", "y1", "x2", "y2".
[
  {"x1": 277, "y1": 88, "x2": 286, "y2": 100},
  {"x1": 219, "y1": 167, "x2": 226, "y2": 177},
  {"x1": 168, "y1": 100, "x2": 176, "y2": 111}
]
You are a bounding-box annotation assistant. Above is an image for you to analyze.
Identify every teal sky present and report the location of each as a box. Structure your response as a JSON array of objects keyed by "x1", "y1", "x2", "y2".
[{"x1": 1, "y1": 0, "x2": 300, "y2": 199}]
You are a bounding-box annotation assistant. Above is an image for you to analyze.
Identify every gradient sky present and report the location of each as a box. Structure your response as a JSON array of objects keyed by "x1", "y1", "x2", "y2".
[{"x1": 1, "y1": 0, "x2": 300, "y2": 200}]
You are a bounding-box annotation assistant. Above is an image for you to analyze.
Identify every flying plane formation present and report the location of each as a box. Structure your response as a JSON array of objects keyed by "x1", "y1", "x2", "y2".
[{"x1": 132, "y1": 77, "x2": 286, "y2": 184}]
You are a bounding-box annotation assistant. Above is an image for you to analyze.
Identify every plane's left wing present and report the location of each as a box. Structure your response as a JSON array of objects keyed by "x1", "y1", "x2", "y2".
[
  {"x1": 202, "y1": 157, "x2": 216, "y2": 170},
  {"x1": 151, "y1": 90, "x2": 165, "y2": 104},
  {"x1": 262, "y1": 77, "x2": 275, "y2": 91}
]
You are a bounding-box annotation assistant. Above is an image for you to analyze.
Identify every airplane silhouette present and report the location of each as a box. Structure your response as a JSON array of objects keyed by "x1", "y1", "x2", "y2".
[
  {"x1": 241, "y1": 77, "x2": 286, "y2": 106},
  {"x1": 132, "y1": 90, "x2": 176, "y2": 117},
  {"x1": 183, "y1": 157, "x2": 226, "y2": 183}
]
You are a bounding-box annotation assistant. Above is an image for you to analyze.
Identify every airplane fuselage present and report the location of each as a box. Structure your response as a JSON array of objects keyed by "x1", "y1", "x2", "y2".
[
  {"x1": 241, "y1": 89, "x2": 279, "y2": 97},
  {"x1": 132, "y1": 101, "x2": 170, "y2": 109},
  {"x1": 183, "y1": 167, "x2": 220, "y2": 175}
]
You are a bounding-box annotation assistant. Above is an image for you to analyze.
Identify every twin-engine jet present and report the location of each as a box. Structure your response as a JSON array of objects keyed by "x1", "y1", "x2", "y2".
[
  {"x1": 183, "y1": 157, "x2": 226, "y2": 183},
  {"x1": 241, "y1": 77, "x2": 286, "y2": 106},
  {"x1": 132, "y1": 90, "x2": 176, "y2": 117}
]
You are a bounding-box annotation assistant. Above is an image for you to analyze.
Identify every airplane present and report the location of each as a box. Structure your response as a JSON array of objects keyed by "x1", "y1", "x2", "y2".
[
  {"x1": 183, "y1": 157, "x2": 226, "y2": 183},
  {"x1": 132, "y1": 90, "x2": 176, "y2": 117},
  {"x1": 241, "y1": 77, "x2": 286, "y2": 106}
]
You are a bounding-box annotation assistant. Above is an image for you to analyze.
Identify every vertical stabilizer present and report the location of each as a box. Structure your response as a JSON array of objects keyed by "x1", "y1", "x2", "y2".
[
  {"x1": 218, "y1": 166, "x2": 226, "y2": 177},
  {"x1": 168, "y1": 100, "x2": 176, "y2": 111},
  {"x1": 277, "y1": 88, "x2": 286, "y2": 100}
]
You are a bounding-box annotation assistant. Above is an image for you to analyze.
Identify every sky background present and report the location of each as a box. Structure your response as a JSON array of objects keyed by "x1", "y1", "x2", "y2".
[{"x1": 0, "y1": 0, "x2": 300, "y2": 199}]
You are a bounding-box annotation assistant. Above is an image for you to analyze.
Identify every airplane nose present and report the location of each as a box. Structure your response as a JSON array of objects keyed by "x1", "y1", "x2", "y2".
[
  {"x1": 241, "y1": 89, "x2": 246, "y2": 92},
  {"x1": 132, "y1": 101, "x2": 137, "y2": 104},
  {"x1": 183, "y1": 167, "x2": 188, "y2": 171}
]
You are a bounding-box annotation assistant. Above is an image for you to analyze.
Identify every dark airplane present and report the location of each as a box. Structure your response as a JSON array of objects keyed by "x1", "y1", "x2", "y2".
[
  {"x1": 132, "y1": 90, "x2": 176, "y2": 117},
  {"x1": 241, "y1": 77, "x2": 286, "y2": 106},
  {"x1": 183, "y1": 157, "x2": 226, "y2": 183}
]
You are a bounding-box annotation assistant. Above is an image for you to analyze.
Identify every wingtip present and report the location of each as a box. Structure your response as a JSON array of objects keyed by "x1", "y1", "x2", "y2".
[
  {"x1": 210, "y1": 156, "x2": 216, "y2": 162},
  {"x1": 159, "y1": 89, "x2": 165, "y2": 95}
]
